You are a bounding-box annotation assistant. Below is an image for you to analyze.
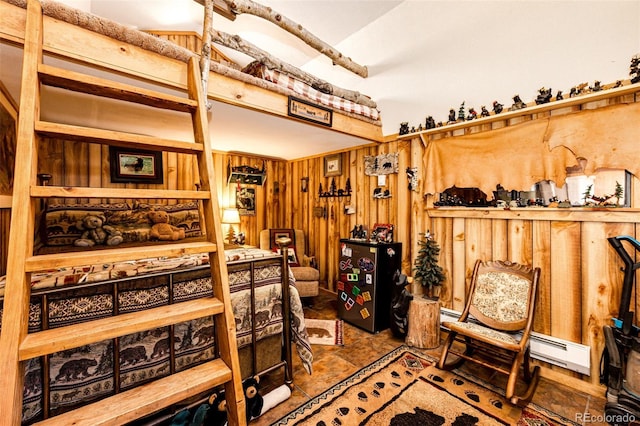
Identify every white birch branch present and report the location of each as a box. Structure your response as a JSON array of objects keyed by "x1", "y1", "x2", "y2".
[
  {"x1": 200, "y1": 0, "x2": 214, "y2": 106},
  {"x1": 212, "y1": 29, "x2": 377, "y2": 108},
  {"x1": 197, "y1": 0, "x2": 368, "y2": 78}
]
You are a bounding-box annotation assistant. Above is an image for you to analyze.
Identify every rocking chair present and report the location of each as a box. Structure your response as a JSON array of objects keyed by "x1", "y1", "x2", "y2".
[{"x1": 438, "y1": 259, "x2": 541, "y2": 404}]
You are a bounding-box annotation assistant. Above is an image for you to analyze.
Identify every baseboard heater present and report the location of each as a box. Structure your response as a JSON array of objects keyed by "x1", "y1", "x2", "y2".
[{"x1": 440, "y1": 307, "x2": 591, "y2": 375}]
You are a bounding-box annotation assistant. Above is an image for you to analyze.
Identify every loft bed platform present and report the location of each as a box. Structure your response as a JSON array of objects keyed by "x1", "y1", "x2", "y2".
[
  {"x1": 0, "y1": 1, "x2": 319, "y2": 423},
  {"x1": 0, "y1": 0, "x2": 383, "y2": 144}
]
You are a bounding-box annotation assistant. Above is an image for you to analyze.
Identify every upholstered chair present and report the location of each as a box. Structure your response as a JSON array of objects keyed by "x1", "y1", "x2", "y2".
[{"x1": 259, "y1": 229, "x2": 319, "y2": 298}]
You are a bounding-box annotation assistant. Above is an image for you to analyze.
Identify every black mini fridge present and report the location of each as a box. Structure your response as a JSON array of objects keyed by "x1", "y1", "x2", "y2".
[{"x1": 337, "y1": 239, "x2": 402, "y2": 333}]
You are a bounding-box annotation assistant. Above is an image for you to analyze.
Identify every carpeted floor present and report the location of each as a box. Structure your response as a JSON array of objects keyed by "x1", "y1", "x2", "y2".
[{"x1": 272, "y1": 346, "x2": 578, "y2": 426}]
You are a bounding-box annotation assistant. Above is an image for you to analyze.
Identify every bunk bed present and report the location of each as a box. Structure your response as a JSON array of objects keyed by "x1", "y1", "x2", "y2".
[
  {"x1": 0, "y1": 243, "x2": 312, "y2": 423},
  {"x1": 0, "y1": 1, "x2": 382, "y2": 424},
  {"x1": 0, "y1": 193, "x2": 312, "y2": 424},
  {"x1": 0, "y1": 0, "x2": 383, "y2": 134}
]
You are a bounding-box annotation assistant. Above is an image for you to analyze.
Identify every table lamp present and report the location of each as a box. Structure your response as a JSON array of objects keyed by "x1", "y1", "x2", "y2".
[{"x1": 222, "y1": 208, "x2": 241, "y2": 246}]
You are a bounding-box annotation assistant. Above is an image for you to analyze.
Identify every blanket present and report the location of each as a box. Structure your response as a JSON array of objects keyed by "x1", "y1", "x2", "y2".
[{"x1": 0, "y1": 249, "x2": 313, "y2": 422}]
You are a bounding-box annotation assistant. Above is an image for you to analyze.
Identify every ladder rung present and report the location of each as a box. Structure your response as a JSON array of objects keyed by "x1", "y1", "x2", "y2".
[
  {"x1": 38, "y1": 63, "x2": 198, "y2": 113},
  {"x1": 25, "y1": 241, "x2": 218, "y2": 272},
  {"x1": 20, "y1": 297, "x2": 224, "y2": 360},
  {"x1": 35, "y1": 121, "x2": 204, "y2": 154},
  {"x1": 31, "y1": 185, "x2": 210, "y2": 200},
  {"x1": 33, "y1": 359, "x2": 232, "y2": 426}
]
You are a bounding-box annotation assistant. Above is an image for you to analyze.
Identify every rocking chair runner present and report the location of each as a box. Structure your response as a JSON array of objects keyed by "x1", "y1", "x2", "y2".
[{"x1": 438, "y1": 260, "x2": 541, "y2": 405}]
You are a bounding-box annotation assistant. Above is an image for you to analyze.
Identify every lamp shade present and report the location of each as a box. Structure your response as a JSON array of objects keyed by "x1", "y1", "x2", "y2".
[{"x1": 221, "y1": 208, "x2": 241, "y2": 224}]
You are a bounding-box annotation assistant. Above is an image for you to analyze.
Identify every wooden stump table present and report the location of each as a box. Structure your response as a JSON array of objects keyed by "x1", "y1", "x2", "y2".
[{"x1": 405, "y1": 297, "x2": 441, "y2": 349}]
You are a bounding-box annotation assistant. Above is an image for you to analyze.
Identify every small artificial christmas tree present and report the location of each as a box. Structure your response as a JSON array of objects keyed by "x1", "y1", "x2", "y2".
[
  {"x1": 457, "y1": 101, "x2": 466, "y2": 122},
  {"x1": 583, "y1": 184, "x2": 593, "y2": 205},
  {"x1": 226, "y1": 226, "x2": 236, "y2": 245},
  {"x1": 615, "y1": 181, "x2": 624, "y2": 206},
  {"x1": 413, "y1": 231, "x2": 445, "y2": 298}
]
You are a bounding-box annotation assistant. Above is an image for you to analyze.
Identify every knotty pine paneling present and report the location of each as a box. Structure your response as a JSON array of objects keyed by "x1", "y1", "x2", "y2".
[
  {"x1": 549, "y1": 221, "x2": 582, "y2": 344},
  {"x1": 532, "y1": 220, "x2": 552, "y2": 336},
  {"x1": 2, "y1": 136, "x2": 288, "y2": 252},
  {"x1": 143, "y1": 30, "x2": 237, "y2": 69},
  {"x1": 2, "y1": 58, "x2": 640, "y2": 388},
  {"x1": 287, "y1": 145, "x2": 408, "y2": 289},
  {"x1": 427, "y1": 209, "x2": 640, "y2": 383},
  {"x1": 1, "y1": 132, "x2": 637, "y2": 387}
]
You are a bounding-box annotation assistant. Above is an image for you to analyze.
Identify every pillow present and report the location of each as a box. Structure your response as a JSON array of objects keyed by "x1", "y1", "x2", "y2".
[{"x1": 42, "y1": 201, "x2": 202, "y2": 247}]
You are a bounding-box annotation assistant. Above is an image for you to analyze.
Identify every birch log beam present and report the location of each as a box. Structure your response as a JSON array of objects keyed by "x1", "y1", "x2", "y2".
[
  {"x1": 406, "y1": 297, "x2": 441, "y2": 349},
  {"x1": 200, "y1": 0, "x2": 214, "y2": 100},
  {"x1": 212, "y1": 0, "x2": 369, "y2": 78},
  {"x1": 212, "y1": 30, "x2": 377, "y2": 108}
]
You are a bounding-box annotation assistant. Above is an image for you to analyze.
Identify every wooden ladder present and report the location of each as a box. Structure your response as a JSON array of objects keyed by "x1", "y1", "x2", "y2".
[{"x1": 0, "y1": 1, "x2": 246, "y2": 424}]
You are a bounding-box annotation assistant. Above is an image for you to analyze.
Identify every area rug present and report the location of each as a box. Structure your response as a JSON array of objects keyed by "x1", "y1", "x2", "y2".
[
  {"x1": 272, "y1": 346, "x2": 578, "y2": 426},
  {"x1": 304, "y1": 319, "x2": 344, "y2": 346}
]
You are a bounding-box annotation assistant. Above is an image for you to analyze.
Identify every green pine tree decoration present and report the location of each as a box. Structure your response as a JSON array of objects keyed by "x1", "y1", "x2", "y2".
[
  {"x1": 583, "y1": 184, "x2": 593, "y2": 205},
  {"x1": 614, "y1": 181, "x2": 623, "y2": 206},
  {"x1": 413, "y1": 231, "x2": 445, "y2": 298},
  {"x1": 458, "y1": 101, "x2": 466, "y2": 122}
]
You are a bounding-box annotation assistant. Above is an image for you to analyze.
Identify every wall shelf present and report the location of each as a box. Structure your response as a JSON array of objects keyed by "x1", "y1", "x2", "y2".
[
  {"x1": 227, "y1": 160, "x2": 266, "y2": 186},
  {"x1": 428, "y1": 207, "x2": 640, "y2": 223},
  {"x1": 228, "y1": 171, "x2": 266, "y2": 186},
  {"x1": 398, "y1": 82, "x2": 640, "y2": 142}
]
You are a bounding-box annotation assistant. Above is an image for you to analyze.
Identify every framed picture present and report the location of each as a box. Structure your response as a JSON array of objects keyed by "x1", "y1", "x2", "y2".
[
  {"x1": 236, "y1": 186, "x2": 256, "y2": 216},
  {"x1": 288, "y1": 96, "x2": 332, "y2": 127},
  {"x1": 109, "y1": 147, "x2": 163, "y2": 184},
  {"x1": 268, "y1": 228, "x2": 299, "y2": 266},
  {"x1": 371, "y1": 223, "x2": 394, "y2": 243},
  {"x1": 324, "y1": 154, "x2": 342, "y2": 177}
]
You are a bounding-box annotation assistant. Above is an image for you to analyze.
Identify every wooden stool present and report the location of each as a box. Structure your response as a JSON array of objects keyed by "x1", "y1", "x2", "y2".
[{"x1": 406, "y1": 297, "x2": 441, "y2": 349}]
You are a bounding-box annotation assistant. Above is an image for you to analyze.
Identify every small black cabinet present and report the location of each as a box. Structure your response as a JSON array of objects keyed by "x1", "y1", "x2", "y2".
[{"x1": 337, "y1": 239, "x2": 402, "y2": 333}]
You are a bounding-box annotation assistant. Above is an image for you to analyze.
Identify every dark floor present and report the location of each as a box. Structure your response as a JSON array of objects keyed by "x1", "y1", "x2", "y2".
[{"x1": 254, "y1": 289, "x2": 609, "y2": 426}]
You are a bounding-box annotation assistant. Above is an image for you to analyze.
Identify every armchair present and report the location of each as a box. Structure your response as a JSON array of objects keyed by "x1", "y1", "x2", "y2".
[{"x1": 260, "y1": 229, "x2": 319, "y2": 298}]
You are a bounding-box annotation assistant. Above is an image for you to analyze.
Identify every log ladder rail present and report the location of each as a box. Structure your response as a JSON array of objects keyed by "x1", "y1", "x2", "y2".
[{"x1": 0, "y1": 1, "x2": 246, "y2": 425}]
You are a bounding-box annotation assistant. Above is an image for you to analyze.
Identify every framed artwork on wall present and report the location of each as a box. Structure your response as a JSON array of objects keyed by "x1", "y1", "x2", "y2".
[
  {"x1": 236, "y1": 186, "x2": 256, "y2": 216},
  {"x1": 371, "y1": 223, "x2": 394, "y2": 243},
  {"x1": 268, "y1": 228, "x2": 299, "y2": 266},
  {"x1": 287, "y1": 96, "x2": 333, "y2": 127},
  {"x1": 324, "y1": 154, "x2": 342, "y2": 177},
  {"x1": 109, "y1": 147, "x2": 163, "y2": 184}
]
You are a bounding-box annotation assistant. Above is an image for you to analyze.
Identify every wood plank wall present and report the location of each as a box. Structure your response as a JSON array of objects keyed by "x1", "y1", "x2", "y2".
[
  {"x1": 286, "y1": 90, "x2": 640, "y2": 384},
  {"x1": 428, "y1": 209, "x2": 639, "y2": 383},
  {"x1": 1, "y1": 28, "x2": 638, "y2": 386},
  {"x1": 34, "y1": 139, "x2": 287, "y2": 243},
  {"x1": 0, "y1": 140, "x2": 288, "y2": 273},
  {"x1": 0, "y1": 81, "x2": 17, "y2": 277},
  {"x1": 285, "y1": 141, "x2": 418, "y2": 288},
  {"x1": 144, "y1": 31, "x2": 237, "y2": 69},
  {"x1": 1, "y1": 97, "x2": 637, "y2": 386}
]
